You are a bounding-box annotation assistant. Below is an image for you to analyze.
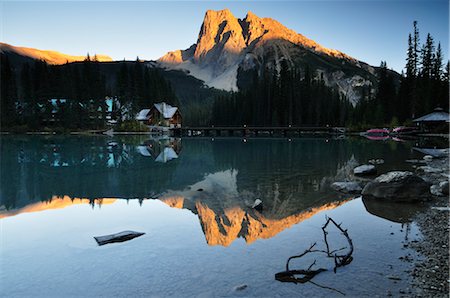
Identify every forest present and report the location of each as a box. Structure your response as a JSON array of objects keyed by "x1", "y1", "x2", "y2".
[
  {"x1": 0, "y1": 22, "x2": 448, "y2": 131},
  {"x1": 213, "y1": 22, "x2": 449, "y2": 128}
]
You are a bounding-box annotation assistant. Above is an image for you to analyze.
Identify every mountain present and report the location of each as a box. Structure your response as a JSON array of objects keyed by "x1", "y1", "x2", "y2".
[
  {"x1": 158, "y1": 9, "x2": 379, "y2": 104},
  {"x1": 0, "y1": 42, "x2": 112, "y2": 65}
]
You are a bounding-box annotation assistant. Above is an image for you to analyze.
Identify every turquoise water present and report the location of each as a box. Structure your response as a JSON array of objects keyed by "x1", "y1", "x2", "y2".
[{"x1": 1, "y1": 136, "x2": 424, "y2": 297}]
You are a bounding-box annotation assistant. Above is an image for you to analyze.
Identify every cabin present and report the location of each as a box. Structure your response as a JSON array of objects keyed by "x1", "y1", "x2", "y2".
[
  {"x1": 136, "y1": 102, "x2": 181, "y2": 128},
  {"x1": 413, "y1": 107, "x2": 449, "y2": 133}
]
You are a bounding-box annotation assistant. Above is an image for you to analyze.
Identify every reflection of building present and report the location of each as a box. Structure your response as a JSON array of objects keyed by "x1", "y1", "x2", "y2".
[
  {"x1": 136, "y1": 102, "x2": 182, "y2": 128},
  {"x1": 137, "y1": 137, "x2": 182, "y2": 163},
  {"x1": 413, "y1": 107, "x2": 449, "y2": 133}
]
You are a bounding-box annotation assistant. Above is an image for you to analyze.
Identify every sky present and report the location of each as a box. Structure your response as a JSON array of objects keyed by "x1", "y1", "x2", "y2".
[{"x1": 1, "y1": 0, "x2": 448, "y2": 73}]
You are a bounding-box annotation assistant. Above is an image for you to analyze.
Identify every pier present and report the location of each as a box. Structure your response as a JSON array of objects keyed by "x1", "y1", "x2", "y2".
[{"x1": 172, "y1": 126, "x2": 346, "y2": 137}]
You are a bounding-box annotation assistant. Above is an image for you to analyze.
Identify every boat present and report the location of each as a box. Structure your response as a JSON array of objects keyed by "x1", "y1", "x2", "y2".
[
  {"x1": 364, "y1": 135, "x2": 390, "y2": 141},
  {"x1": 364, "y1": 128, "x2": 390, "y2": 136},
  {"x1": 391, "y1": 126, "x2": 419, "y2": 135}
]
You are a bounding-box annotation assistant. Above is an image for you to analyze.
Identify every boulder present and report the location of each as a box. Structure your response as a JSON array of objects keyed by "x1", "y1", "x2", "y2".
[
  {"x1": 353, "y1": 165, "x2": 377, "y2": 176},
  {"x1": 430, "y1": 185, "x2": 444, "y2": 196},
  {"x1": 416, "y1": 166, "x2": 443, "y2": 174},
  {"x1": 362, "y1": 171, "x2": 431, "y2": 202},
  {"x1": 405, "y1": 159, "x2": 426, "y2": 164},
  {"x1": 423, "y1": 155, "x2": 433, "y2": 161},
  {"x1": 369, "y1": 159, "x2": 385, "y2": 165},
  {"x1": 439, "y1": 180, "x2": 449, "y2": 195},
  {"x1": 331, "y1": 182, "x2": 362, "y2": 194}
]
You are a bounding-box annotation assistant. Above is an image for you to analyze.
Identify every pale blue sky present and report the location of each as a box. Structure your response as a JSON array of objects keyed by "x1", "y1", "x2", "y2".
[{"x1": 1, "y1": 0, "x2": 448, "y2": 72}]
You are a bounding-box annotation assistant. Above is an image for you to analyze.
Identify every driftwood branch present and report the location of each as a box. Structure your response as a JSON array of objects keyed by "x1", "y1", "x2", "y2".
[{"x1": 275, "y1": 216, "x2": 353, "y2": 294}]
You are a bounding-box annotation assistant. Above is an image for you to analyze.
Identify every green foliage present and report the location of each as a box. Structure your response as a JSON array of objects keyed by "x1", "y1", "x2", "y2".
[
  {"x1": 389, "y1": 116, "x2": 399, "y2": 128},
  {"x1": 115, "y1": 120, "x2": 148, "y2": 132},
  {"x1": 1, "y1": 58, "x2": 179, "y2": 131}
]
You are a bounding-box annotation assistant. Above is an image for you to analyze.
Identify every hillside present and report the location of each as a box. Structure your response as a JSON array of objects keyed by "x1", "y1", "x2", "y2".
[{"x1": 159, "y1": 9, "x2": 383, "y2": 104}]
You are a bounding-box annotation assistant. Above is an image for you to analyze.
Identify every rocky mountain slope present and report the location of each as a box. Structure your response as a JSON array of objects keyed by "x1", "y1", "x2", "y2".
[
  {"x1": 159, "y1": 9, "x2": 380, "y2": 104},
  {"x1": 0, "y1": 42, "x2": 112, "y2": 65}
]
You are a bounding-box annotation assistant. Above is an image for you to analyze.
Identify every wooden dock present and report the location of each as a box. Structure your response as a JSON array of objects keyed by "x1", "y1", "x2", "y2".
[{"x1": 172, "y1": 126, "x2": 346, "y2": 137}]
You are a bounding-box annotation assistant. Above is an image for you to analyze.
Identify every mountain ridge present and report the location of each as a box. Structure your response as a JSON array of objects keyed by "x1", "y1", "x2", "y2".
[
  {"x1": 0, "y1": 42, "x2": 112, "y2": 65},
  {"x1": 158, "y1": 9, "x2": 379, "y2": 104}
]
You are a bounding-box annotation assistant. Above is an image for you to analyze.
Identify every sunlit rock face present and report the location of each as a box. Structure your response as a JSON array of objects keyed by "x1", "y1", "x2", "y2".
[
  {"x1": 158, "y1": 9, "x2": 377, "y2": 104},
  {"x1": 0, "y1": 43, "x2": 112, "y2": 65}
]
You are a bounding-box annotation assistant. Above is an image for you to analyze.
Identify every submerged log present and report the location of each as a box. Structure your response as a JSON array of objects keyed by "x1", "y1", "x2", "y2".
[{"x1": 94, "y1": 230, "x2": 145, "y2": 246}]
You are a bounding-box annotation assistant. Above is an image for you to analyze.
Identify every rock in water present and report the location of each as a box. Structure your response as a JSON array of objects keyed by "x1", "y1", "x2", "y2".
[
  {"x1": 432, "y1": 181, "x2": 450, "y2": 196},
  {"x1": 94, "y1": 231, "x2": 145, "y2": 246},
  {"x1": 423, "y1": 155, "x2": 433, "y2": 161},
  {"x1": 233, "y1": 284, "x2": 248, "y2": 291},
  {"x1": 252, "y1": 199, "x2": 263, "y2": 211},
  {"x1": 369, "y1": 159, "x2": 385, "y2": 165},
  {"x1": 439, "y1": 180, "x2": 449, "y2": 195},
  {"x1": 430, "y1": 185, "x2": 444, "y2": 196},
  {"x1": 354, "y1": 164, "x2": 377, "y2": 176},
  {"x1": 362, "y1": 171, "x2": 431, "y2": 202},
  {"x1": 331, "y1": 182, "x2": 362, "y2": 194}
]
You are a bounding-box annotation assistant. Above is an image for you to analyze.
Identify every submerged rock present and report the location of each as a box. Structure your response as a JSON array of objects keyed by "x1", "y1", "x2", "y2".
[
  {"x1": 362, "y1": 171, "x2": 431, "y2": 202},
  {"x1": 94, "y1": 231, "x2": 145, "y2": 246},
  {"x1": 252, "y1": 199, "x2": 263, "y2": 211},
  {"x1": 331, "y1": 181, "x2": 362, "y2": 194},
  {"x1": 354, "y1": 164, "x2": 377, "y2": 176}
]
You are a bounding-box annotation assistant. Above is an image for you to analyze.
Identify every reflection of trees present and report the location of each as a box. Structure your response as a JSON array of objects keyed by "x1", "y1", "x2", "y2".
[
  {"x1": 1, "y1": 136, "x2": 413, "y2": 212},
  {"x1": 210, "y1": 139, "x2": 361, "y2": 218},
  {"x1": 0, "y1": 136, "x2": 187, "y2": 209}
]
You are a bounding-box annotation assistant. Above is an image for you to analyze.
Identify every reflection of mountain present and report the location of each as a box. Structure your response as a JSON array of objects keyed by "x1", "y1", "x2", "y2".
[
  {"x1": 194, "y1": 200, "x2": 348, "y2": 246},
  {"x1": 1, "y1": 136, "x2": 413, "y2": 212},
  {"x1": 159, "y1": 169, "x2": 350, "y2": 246},
  {"x1": 0, "y1": 196, "x2": 116, "y2": 219}
]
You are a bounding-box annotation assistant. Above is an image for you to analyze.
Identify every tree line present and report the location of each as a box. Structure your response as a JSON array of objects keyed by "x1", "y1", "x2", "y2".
[
  {"x1": 353, "y1": 21, "x2": 449, "y2": 127},
  {"x1": 0, "y1": 56, "x2": 178, "y2": 130},
  {"x1": 1, "y1": 21, "x2": 448, "y2": 130},
  {"x1": 212, "y1": 62, "x2": 353, "y2": 127},
  {"x1": 212, "y1": 21, "x2": 448, "y2": 128}
]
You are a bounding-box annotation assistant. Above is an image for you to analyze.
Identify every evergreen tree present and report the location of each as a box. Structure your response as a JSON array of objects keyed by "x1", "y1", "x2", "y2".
[
  {"x1": 432, "y1": 42, "x2": 443, "y2": 80},
  {"x1": 420, "y1": 33, "x2": 434, "y2": 78}
]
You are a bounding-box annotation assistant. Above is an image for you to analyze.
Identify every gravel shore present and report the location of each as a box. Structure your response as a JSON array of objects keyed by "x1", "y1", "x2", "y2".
[{"x1": 410, "y1": 155, "x2": 449, "y2": 297}]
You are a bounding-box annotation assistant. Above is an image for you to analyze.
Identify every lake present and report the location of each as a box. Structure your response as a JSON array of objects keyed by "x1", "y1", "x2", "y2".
[{"x1": 0, "y1": 135, "x2": 434, "y2": 297}]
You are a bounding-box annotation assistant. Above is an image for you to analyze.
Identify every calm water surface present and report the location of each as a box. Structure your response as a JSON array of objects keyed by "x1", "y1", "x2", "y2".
[{"x1": 0, "y1": 135, "x2": 429, "y2": 297}]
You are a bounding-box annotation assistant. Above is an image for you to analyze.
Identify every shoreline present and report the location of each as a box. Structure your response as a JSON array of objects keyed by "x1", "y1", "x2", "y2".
[
  {"x1": 410, "y1": 155, "x2": 450, "y2": 297},
  {"x1": 0, "y1": 131, "x2": 448, "y2": 139}
]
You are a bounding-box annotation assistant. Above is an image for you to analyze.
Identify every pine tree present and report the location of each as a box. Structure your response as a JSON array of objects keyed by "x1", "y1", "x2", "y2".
[
  {"x1": 406, "y1": 34, "x2": 415, "y2": 78},
  {"x1": 420, "y1": 33, "x2": 434, "y2": 78},
  {"x1": 432, "y1": 42, "x2": 443, "y2": 80},
  {"x1": 412, "y1": 21, "x2": 420, "y2": 77}
]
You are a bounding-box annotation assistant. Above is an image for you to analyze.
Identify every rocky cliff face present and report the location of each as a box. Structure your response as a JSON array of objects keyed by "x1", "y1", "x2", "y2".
[{"x1": 158, "y1": 9, "x2": 378, "y2": 104}]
